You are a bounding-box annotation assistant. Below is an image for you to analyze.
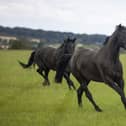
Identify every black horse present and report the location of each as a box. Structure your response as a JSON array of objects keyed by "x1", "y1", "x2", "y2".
[
  {"x1": 18, "y1": 38, "x2": 76, "y2": 89},
  {"x1": 55, "y1": 24, "x2": 126, "y2": 112}
]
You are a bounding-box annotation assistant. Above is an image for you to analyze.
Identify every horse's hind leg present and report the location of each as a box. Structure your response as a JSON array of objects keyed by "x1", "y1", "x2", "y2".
[
  {"x1": 85, "y1": 87, "x2": 102, "y2": 112},
  {"x1": 63, "y1": 72, "x2": 76, "y2": 90},
  {"x1": 37, "y1": 68, "x2": 43, "y2": 76},
  {"x1": 37, "y1": 68, "x2": 48, "y2": 86},
  {"x1": 115, "y1": 78, "x2": 125, "y2": 91},
  {"x1": 44, "y1": 69, "x2": 50, "y2": 86}
]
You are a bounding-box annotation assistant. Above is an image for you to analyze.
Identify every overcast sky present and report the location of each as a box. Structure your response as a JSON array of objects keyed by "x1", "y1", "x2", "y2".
[{"x1": 0, "y1": 0, "x2": 126, "y2": 35}]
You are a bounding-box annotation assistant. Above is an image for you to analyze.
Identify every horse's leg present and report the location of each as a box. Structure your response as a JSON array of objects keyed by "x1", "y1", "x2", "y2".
[
  {"x1": 44, "y1": 69, "x2": 50, "y2": 86},
  {"x1": 37, "y1": 68, "x2": 48, "y2": 86},
  {"x1": 77, "y1": 79, "x2": 89, "y2": 106},
  {"x1": 115, "y1": 78, "x2": 125, "y2": 91},
  {"x1": 77, "y1": 80, "x2": 102, "y2": 112},
  {"x1": 106, "y1": 77, "x2": 126, "y2": 109},
  {"x1": 85, "y1": 87, "x2": 102, "y2": 112},
  {"x1": 120, "y1": 79, "x2": 124, "y2": 91},
  {"x1": 72, "y1": 72, "x2": 84, "y2": 106},
  {"x1": 97, "y1": 64, "x2": 126, "y2": 109},
  {"x1": 77, "y1": 85, "x2": 84, "y2": 107},
  {"x1": 37, "y1": 68, "x2": 43, "y2": 76},
  {"x1": 63, "y1": 72, "x2": 76, "y2": 90}
]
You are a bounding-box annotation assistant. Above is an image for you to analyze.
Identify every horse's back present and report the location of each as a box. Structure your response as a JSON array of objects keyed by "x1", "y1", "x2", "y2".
[
  {"x1": 34, "y1": 46, "x2": 57, "y2": 69},
  {"x1": 70, "y1": 47, "x2": 101, "y2": 81},
  {"x1": 70, "y1": 47, "x2": 96, "y2": 67},
  {"x1": 36, "y1": 46, "x2": 56, "y2": 55}
]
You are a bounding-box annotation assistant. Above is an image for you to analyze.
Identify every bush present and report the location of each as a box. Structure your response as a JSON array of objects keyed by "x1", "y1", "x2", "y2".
[{"x1": 9, "y1": 39, "x2": 32, "y2": 49}]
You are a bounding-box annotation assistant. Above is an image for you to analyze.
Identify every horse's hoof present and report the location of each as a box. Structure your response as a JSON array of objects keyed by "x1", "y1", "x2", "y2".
[
  {"x1": 42, "y1": 84, "x2": 47, "y2": 86},
  {"x1": 78, "y1": 102, "x2": 83, "y2": 107},
  {"x1": 55, "y1": 78, "x2": 62, "y2": 83},
  {"x1": 47, "y1": 83, "x2": 50, "y2": 86},
  {"x1": 95, "y1": 107, "x2": 102, "y2": 112},
  {"x1": 42, "y1": 83, "x2": 48, "y2": 86}
]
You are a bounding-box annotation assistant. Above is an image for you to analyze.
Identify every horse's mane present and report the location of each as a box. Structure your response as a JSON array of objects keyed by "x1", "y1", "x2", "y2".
[{"x1": 103, "y1": 36, "x2": 110, "y2": 45}]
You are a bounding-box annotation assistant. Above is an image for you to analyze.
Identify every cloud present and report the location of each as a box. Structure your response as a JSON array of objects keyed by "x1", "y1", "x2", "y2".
[{"x1": 0, "y1": 0, "x2": 126, "y2": 34}]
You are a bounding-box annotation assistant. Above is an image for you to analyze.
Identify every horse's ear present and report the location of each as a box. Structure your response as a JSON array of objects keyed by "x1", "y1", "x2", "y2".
[
  {"x1": 116, "y1": 24, "x2": 122, "y2": 31},
  {"x1": 118, "y1": 24, "x2": 122, "y2": 27},
  {"x1": 117, "y1": 24, "x2": 122, "y2": 29}
]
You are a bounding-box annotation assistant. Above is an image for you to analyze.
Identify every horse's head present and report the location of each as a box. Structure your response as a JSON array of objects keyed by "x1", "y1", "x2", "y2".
[
  {"x1": 55, "y1": 37, "x2": 76, "y2": 83},
  {"x1": 115, "y1": 24, "x2": 126, "y2": 49},
  {"x1": 62, "y1": 37, "x2": 76, "y2": 54}
]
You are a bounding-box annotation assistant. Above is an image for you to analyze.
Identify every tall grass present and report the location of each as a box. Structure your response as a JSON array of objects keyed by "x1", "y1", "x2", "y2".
[{"x1": 0, "y1": 50, "x2": 126, "y2": 126}]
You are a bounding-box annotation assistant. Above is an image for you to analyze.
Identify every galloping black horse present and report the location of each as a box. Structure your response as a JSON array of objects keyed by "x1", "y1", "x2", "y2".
[
  {"x1": 55, "y1": 24, "x2": 126, "y2": 111},
  {"x1": 19, "y1": 38, "x2": 76, "y2": 89}
]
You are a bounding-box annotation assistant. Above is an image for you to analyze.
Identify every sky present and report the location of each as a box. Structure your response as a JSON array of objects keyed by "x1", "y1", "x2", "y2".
[{"x1": 0, "y1": 0, "x2": 126, "y2": 35}]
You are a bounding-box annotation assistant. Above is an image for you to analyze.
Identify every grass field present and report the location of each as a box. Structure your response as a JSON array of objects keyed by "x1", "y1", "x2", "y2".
[{"x1": 0, "y1": 50, "x2": 126, "y2": 126}]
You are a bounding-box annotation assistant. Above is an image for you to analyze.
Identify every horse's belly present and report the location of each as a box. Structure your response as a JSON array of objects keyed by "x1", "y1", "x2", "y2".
[
  {"x1": 83, "y1": 70, "x2": 103, "y2": 82},
  {"x1": 79, "y1": 64, "x2": 104, "y2": 82}
]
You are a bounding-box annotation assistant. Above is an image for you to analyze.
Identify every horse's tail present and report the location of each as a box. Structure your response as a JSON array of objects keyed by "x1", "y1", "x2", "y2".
[{"x1": 18, "y1": 51, "x2": 35, "y2": 68}]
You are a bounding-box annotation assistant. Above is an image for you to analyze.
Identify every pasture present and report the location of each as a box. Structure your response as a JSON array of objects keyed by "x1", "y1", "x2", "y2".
[{"x1": 0, "y1": 50, "x2": 126, "y2": 126}]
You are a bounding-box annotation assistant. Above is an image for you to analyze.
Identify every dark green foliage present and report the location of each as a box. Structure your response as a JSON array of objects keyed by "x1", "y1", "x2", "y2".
[
  {"x1": 9, "y1": 39, "x2": 32, "y2": 49},
  {"x1": 0, "y1": 25, "x2": 107, "y2": 44}
]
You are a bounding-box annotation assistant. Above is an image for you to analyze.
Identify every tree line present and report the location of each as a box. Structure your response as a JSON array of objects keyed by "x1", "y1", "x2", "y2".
[{"x1": 0, "y1": 25, "x2": 107, "y2": 45}]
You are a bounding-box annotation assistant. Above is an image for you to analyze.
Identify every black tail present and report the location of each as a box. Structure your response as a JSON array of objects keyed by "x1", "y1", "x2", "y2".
[
  {"x1": 55, "y1": 54, "x2": 72, "y2": 83},
  {"x1": 18, "y1": 51, "x2": 35, "y2": 68}
]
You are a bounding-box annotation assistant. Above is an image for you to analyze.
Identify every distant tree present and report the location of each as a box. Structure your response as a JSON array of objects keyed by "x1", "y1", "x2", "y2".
[
  {"x1": 9, "y1": 39, "x2": 32, "y2": 49},
  {"x1": 0, "y1": 25, "x2": 107, "y2": 45}
]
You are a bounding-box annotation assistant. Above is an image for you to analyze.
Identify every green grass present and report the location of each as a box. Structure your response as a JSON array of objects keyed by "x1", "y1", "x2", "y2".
[{"x1": 0, "y1": 50, "x2": 126, "y2": 126}]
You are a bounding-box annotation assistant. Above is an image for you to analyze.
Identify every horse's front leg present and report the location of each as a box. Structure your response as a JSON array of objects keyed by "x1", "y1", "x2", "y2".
[
  {"x1": 85, "y1": 87, "x2": 102, "y2": 112},
  {"x1": 106, "y1": 77, "x2": 126, "y2": 109},
  {"x1": 96, "y1": 64, "x2": 126, "y2": 109},
  {"x1": 115, "y1": 77, "x2": 125, "y2": 92},
  {"x1": 63, "y1": 72, "x2": 76, "y2": 90}
]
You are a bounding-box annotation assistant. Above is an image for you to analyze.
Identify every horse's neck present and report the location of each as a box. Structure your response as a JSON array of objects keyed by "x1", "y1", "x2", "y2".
[{"x1": 103, "y1": 36, "x2": 120, "y2": 62}]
